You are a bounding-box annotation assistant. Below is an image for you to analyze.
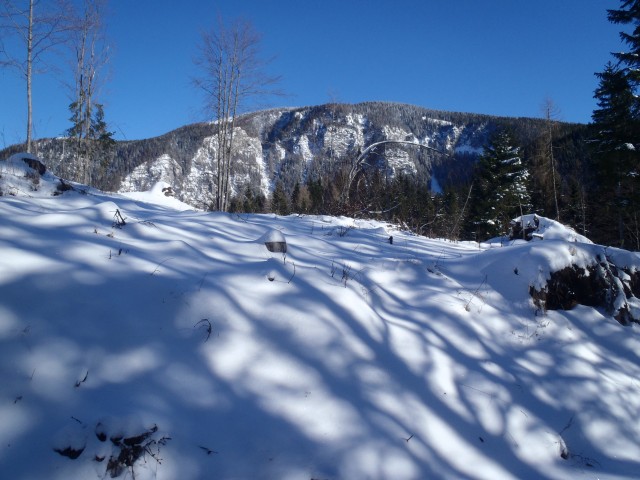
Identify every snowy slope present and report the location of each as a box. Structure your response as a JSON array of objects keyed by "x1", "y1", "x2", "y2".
[{"x1": 1, "y1": 156, "x2": 640, "y2": 480}]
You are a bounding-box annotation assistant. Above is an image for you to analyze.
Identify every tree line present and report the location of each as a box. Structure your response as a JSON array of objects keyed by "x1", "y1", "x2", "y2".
[{"x1": 226, "y1": 117, "x2": 593, "y2": 244}]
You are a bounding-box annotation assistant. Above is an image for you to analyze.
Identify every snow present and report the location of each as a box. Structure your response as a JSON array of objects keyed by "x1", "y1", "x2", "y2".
[
  {"x1": 513, "y1": 214, "x2": 592, "y2": 244},
  {"x1": 121, "y1": 181, "x2": 194, "y2": 211},
  {"x1": 1, "y1": 155, "x2": 640, "y2": 479},
  {"x1": 455, "y1": 144, "x2": 483, "y2": 155},
  {"x1": 1, "y1": 153, "x2": 64, "y2": 197}
]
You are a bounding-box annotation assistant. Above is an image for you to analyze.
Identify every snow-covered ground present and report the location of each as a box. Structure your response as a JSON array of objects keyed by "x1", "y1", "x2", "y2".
[{"x1": 1, "y1": 154, "x2": 640, "y2": 479}]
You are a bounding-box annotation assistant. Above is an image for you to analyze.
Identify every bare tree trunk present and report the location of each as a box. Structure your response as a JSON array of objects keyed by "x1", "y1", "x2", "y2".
[
  {"x1": 224, "y1": 57, "x2": 241, "y2": 212},
  {"x1": 214, "y1": 34, "x2": 226, "y2": 211},
  {"x1": 542, "y1": 98, "x2": 561, "y2": 221},
  {"x1": 1, "y1": 0, "x2": 75, "y2": 153},
  {"x1": 26, "y1": 0, "x2": 33, "y2": 153},
  {"x1": 547, "y1": 116, "x2": 560, "y2": 222},
  {"x1": 580, "y1": 184, "x2": 588, "y2": 236}
]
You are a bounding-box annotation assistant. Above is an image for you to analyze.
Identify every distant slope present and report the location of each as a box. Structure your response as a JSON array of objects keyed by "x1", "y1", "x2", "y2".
[{"x1": 0, "y1": 102, "x2": 578, "y2": 209}]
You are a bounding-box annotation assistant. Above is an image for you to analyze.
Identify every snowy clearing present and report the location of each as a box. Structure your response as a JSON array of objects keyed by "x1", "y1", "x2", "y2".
[{"x1": 1, "y1": 154, "x2": 639, "y2": 479}]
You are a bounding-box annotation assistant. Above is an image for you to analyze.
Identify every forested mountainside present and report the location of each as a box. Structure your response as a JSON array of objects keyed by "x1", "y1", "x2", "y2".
[
  {"x1": 0, "y1": 102, "x2": 562, "y2": 199},
  {"x1": 1, "y1": 101, "x2": 590, "y2": 241}
]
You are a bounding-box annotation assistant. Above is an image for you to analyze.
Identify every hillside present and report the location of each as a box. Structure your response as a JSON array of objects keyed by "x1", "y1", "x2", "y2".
[
  {"x1": 1, "y1": 151, "x2": 640, "y2": 479},
  {"x1": 0, "y1": 102, "x2": 572, "y2": 210}
]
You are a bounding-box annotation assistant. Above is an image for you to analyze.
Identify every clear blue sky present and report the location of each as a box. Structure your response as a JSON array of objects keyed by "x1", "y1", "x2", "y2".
[{"x1": 0, "y1": 0, "x2": 623, "y2": 145}]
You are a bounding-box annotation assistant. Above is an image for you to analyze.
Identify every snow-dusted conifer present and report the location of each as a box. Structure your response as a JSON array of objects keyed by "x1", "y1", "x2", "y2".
[{"x1": 465, "y1": 128, "x2": 531, "y2": 240}]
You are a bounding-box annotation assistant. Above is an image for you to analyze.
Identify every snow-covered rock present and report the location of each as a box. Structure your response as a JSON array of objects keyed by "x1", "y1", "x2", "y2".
[
  {"x1": 506, "y1": 215, "x2": 640, "y2": 324},
  {"x1": 509, "y1": 214, "x2": 592, "y2": 243},
  {"x1": 1, "y1": 152, "x2": 74, "y2": 197}
]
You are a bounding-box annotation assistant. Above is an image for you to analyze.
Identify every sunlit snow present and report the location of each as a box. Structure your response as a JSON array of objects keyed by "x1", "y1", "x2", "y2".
[{"x1": 1, "y1": 153, "x2": 639, "y2": 479}]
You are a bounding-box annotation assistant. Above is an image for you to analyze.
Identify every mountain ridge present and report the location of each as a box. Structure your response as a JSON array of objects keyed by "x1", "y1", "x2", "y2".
[{"x1": 0, "y1": 101, "x2": 581, "y2": 211}]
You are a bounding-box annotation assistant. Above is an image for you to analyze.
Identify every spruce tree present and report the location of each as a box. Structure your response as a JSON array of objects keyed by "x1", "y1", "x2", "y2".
[
  {"x1": 290, "y1": 182, "x2": 301, "y2": 212},
  {"x1": 592, "y1": 62, "x2": 637, "y2": 150},
  {"x1": 67, "y1": 101, "x2": 114, "y2": 185},
  {"x1": 91, "y1": 103, "x2": 115, "y2": 182},
  {"x1": 306, "y1": 178, "x2": 324, "y2": 214},
  {"x1": 591, "y1": 0, "x2": 640, "y2": 247},
  {"x1": 464, "y1": 129, "x2": 531, "y2": 241},
  {"x1": 602, "y1": 1, "x2": 640, "y2": 152},
  {"x1": 271, "y1": 181, "x2": 290, "y2": 216},
  {"x1": 591, "y1": 62, "x2": 640, "y2": 247},
  {"x1": 608, "y1": 1, "x2": 640, "y2": 91}
]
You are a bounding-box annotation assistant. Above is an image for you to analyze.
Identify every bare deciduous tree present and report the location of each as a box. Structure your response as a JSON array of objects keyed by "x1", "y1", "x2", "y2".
[
  {"x1": 66, "y1": 0, "x2": 110, "y2": 183},
  {"x1": 0, "y1": 0, "x2": 74, "y2": 153},
  {"x1": 541, "y1": 97, "x2": 561, "y2": 221},
  {"x1": 194, "y1": 17, "x2": 280, "y2": 212}
]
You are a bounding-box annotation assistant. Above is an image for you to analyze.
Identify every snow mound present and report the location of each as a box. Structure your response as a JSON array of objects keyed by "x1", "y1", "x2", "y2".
[
  {"x1": 259, "y1": 228, "x2": 287, "y2": 253},
  {"x1": 120, "y1": 181, "x2": 193, "y2": 211},
  {"x1": 510, "y1": 214, "x2": 592, "y2": 244},
  {"x1": 148, "y1": 181, "x2": 175, "y2": 196},
  {"x1": 0, "y1": 152, "x2": 73, "y2": 197}
]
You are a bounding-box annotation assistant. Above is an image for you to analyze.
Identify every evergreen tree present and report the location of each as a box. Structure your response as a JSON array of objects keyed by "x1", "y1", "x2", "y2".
[
  {"x1": 307, "y1": 178, "x2": 324, "y2": 214},
  {"x1": 591, "y1": 62, "x2": 640, "y2": 247},
  {"x1": 271, "y1": 181, "x2": 290, "y2": 216},
  {"x1": 592, "y1": 62, "x2": 637, "y2": 151},
  {"x1": 290, "y1": 182, "x2": 301, "y2": 211},
  {"x1": 442, "y1": 188, "x2": 463, "y2": 240},
  {"x1": 91, "y1": 103, "x2": 115, "y2": 181},
  {"x1": 608, "y1": 1, "x2": 640, "y2": 92},
  {"x1": 592, "y1": 0, "x2": 640, "y2": 247},
  {"x1": 67, "y1": 101, "x2": 114, "y2": 184},
  {"x1": 464, "y1": 129, "x2": 532, "y2": 240}
]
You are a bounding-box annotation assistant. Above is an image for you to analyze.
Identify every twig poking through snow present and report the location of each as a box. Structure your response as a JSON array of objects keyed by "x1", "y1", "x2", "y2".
[
  {"x1": 199, "y1": 445, "x2": 218, "y2": 455},
  {"x1": 465, "y1": 275, "x2": 488, "y2": 312},
  {"x1": 557, "y1": 415, "x2": 574, "y2": 460},
  {"x1": 112, "y1": 209, "x2": 126, "y2": 228},
  {"x1": 75, "y1": 370, "x2": 89, "y2": 388},
  {"x1": 288, "y1": 262, "x2": 296, "y2": 284},
  {"x1": 150, "y1": 258, "x2": 174, "y2": 275},
  {"x1": 194, "y1": 319, "x2": 212, "y2": 342}
]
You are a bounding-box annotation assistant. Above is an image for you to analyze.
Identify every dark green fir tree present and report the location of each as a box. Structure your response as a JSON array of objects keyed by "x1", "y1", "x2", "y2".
[
  {"x1": 464, "y1": 129, "x2": 532, "y2": 241},
  {"x1": 590, "y1": 0, "x2": 640, "y2": 247}
]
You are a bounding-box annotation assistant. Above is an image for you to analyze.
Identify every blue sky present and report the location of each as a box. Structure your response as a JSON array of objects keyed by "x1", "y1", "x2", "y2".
[{"x1": 0, "y1": 0, "x2": 623, "y2": 145}]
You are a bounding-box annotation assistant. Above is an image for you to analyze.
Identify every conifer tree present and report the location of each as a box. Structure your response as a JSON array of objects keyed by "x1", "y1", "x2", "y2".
[
  {"x1": 591, "y1": 0, "x2": 640, "y2": 247},
  {"x1": 608, "y1": 1, "x2": 640, "y2": 92},
  {"x1": 271, "y1": 180, "x2": 290, "y2": 216},
  {"x1": 601, "y1": 1, "x2": 640, "y2": 154},
  {"x1": 306, "y1": 178, "x2": 324, "y2": 214},
  {"x1": 591, "y1": 62, "x2": 640, "y2": 247},
  {"x1": 290, "y1": 182, "x2": 301, "y2": 211},
  {"x1": 464, "y1": 129, "x2": 531, "y2": 240}
]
